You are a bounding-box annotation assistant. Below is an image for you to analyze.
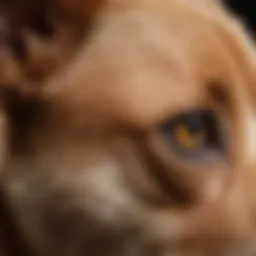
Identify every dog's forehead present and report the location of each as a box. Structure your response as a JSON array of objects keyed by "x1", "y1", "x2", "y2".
[{"x1": 48, "y1": 0, "x2": 256, "y2": 128}]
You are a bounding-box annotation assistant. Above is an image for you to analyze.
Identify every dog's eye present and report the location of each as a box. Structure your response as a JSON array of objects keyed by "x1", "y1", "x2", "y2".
[{"x1": 161, "y1": 110, "x2": 225, "y2": 162}]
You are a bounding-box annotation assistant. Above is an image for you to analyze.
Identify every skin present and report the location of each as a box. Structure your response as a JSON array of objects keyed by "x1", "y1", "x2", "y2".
[{"x1": 2, "y1": 0, "x2": 256, "y2": 255}]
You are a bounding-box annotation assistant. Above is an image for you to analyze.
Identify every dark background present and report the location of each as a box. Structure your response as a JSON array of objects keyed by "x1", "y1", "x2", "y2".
[{"x1": 223, "y1": 0, "x2": 256, "y2": 35}]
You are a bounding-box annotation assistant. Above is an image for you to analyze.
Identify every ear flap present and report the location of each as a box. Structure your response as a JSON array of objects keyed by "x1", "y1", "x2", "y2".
[
  {"x1": 0, "y1": 0, "x2": 54, "y2": 59},
  {"x1": 55, "y1": 0, "x2": 106, "y2": 21},
  {"x1": 0, "y1": 0, "x2": 87, "y2": 89}
]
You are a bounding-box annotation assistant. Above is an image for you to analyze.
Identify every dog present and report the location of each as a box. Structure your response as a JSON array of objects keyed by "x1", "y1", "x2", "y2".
[{"x1": 2, "y1": 0, "x2": 256, "y2": 255}]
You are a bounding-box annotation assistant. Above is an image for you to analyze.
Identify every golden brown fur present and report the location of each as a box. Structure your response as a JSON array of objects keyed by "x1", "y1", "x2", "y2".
[{"x1": 2, "y1": 0, "x2": 256, "y2": 255}]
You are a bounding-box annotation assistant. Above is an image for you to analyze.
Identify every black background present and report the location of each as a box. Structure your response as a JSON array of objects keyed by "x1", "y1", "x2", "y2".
[{"x1": 223, "y1": 0, "x2": 256, "y2": 35}]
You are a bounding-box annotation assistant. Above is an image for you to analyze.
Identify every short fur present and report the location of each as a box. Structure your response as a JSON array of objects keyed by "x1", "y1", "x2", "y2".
[{"x1": 2, "y1": 0, "x2": 256, "y2": 255}]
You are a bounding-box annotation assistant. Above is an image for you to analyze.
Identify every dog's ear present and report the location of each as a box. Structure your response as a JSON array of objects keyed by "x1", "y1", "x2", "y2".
[
  {"x1": 0, "y1": 0, "x2": 87, "y2": 89},
  {"x1": 55, "y1": 0, "x2": 106, "y2": 21},
  {"x1": 0, "y1": 0, "x2": 54, "y2": 52}
]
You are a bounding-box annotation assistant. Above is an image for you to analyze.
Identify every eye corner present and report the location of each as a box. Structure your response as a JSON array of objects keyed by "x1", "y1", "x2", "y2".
[{"x1": 207, "y1": 81, "x2": 229, "y2": 107}]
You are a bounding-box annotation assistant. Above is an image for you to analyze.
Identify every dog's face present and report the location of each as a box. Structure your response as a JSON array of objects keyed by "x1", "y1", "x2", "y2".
[{"x1": 2, "y1": 0, "x2": 256, "y2": 255}]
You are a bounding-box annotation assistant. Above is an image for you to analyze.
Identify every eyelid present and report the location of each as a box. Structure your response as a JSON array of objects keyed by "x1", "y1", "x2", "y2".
[{"x1": 146, "y1": 132, "x2": 228, "y2": 174}]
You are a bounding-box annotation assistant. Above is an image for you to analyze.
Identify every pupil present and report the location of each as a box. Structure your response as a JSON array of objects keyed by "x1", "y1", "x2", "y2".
[{"x1": 184, "y1": 114, "x2": 205, "y2": 134}]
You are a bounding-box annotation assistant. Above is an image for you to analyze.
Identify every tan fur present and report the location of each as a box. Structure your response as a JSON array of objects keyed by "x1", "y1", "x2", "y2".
[{"x1": 2, "y1": 0, "x2": 256, "y2": 255}]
